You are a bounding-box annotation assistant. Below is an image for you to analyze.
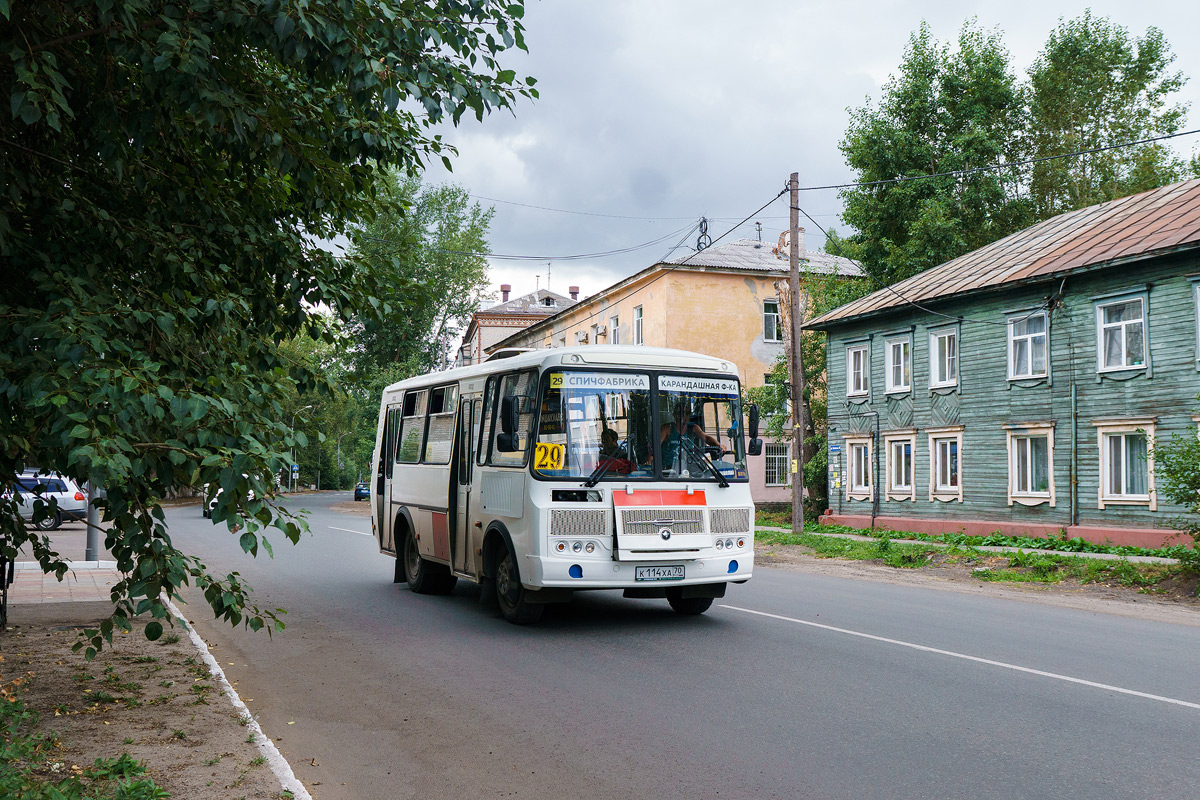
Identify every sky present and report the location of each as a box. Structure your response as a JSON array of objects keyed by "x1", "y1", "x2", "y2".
[{"x1": 420, "y1": 0, "x2": 1200, "y2": 305}]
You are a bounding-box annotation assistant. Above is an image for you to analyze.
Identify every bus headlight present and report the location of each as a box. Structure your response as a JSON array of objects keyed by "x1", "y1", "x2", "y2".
[
  {"x1": 585, "y1": 542, "x2": 596, "y2": 554},
  {"x1": 572, "y1": 541, "x2": 583, "y2": 553},
  {"x1": 725, "y1": 538, "x2": 734, "y2": 550},
  {"x1": 715, "y1": 539, "x2": 724, "y2": 550}
]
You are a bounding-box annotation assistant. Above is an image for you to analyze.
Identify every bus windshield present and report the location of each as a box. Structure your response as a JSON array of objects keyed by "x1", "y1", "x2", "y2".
[
  {"x1": 533, "y1": 371, "x2": 655, "y2": 480},
  {"x1": 533, "y1": 370, "x2": 747, "y2": 483}
]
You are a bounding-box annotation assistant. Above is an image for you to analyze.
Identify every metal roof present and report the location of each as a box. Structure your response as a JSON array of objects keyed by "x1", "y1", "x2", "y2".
[
  {"x1": 663, "y1": 237, "x2": 864, "y2": 277},
  {"x1": 809, "y1": 178, "x2": 1200, "y2": 328},
  {"x1": 480, "y1": 288, "x2": 576, "y2": 316}
]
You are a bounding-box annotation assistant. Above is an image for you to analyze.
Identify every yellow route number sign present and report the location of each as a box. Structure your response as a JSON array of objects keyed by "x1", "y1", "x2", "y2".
[
  {"x1": 549, "y1": 373, "x2": 564, "y2": 388},
  {"x1": 534, "y1": 442, "x2": 565, "y2": 472}
]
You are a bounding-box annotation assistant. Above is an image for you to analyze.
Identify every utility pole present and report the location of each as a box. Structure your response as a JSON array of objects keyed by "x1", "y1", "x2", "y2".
[{"x1": 788, "y1": 172, "x2": 806, "y2": 535}]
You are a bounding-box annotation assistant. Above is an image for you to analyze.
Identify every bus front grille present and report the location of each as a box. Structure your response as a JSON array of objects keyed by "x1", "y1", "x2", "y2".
[
  {"x1": 619, "y1": 508, "x2": 705, "y2": 535},
  {"x1": 710, "y1": 508, "x2": 751, "y2": 534},
  {"x1": 550, "y1": 509, "x2": 610, "y2": 538}
]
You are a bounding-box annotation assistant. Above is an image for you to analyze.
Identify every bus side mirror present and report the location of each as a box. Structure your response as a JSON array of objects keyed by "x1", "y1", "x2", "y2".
[
  {"x1": 500, "y1": 396, "x2": 519, "y2": 435},
  {"x1": 747, "y1": 404, "x2": 760, "y2": 440},
  {"x1": 748, "y1": 438, "x2": 762, "y2": 456}
]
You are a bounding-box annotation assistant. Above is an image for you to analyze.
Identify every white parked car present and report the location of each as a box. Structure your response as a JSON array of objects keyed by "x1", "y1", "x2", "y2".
[{"x1": 10, "y1": 472, "x2": 88, "y2": 530}]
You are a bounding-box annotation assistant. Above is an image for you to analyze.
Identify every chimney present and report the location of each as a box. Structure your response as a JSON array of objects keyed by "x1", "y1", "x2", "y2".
[
  {"x1": 568, "y1": 285, "x2": 579, "y2": 301},
  {"x1": 773, "y1": 228, "x2": 806, "y2": 259},
  {"x1": 500, "y1": 283, "x2": 511, "y2": 302}
]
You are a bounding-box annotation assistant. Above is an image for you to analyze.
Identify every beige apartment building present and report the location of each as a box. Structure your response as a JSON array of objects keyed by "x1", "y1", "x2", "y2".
[{"x1": 488, "y1": 234, "x2": 862, "y2": 504}]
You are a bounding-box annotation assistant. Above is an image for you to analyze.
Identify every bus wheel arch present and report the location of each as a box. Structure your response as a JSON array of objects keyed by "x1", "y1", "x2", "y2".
[
  {"x1": 398, "y1": 509, "x2": 456, "y2": 595},
  {"x1": 393, "y1": 508, "x2": 415, "y2": 584},
  {"x1": 483, "y1": 524, "x2": 542, "y2": 625}
]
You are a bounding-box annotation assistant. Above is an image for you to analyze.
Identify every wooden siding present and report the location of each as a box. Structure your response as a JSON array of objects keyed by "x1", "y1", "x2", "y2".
[{"x1": 825, "y1": 252, "x2": 1200, "y2": 532}]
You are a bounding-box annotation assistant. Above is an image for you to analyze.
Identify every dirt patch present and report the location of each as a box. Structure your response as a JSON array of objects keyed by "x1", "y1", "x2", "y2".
[
  {"x1": 327, "y1": 501, "x2": 369, "y2": 517},
  {"x1": 1, "y1": 603, "x2": 284, "y2": 799},
  {"x1": 756, "y1": 544, "x2": 1200, "y2": 627}
]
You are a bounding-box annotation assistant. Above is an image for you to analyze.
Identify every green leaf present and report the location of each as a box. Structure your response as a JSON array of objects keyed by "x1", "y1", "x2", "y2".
[{"x1": 145, "y1": 621, "x2": 164, "y2": 641}]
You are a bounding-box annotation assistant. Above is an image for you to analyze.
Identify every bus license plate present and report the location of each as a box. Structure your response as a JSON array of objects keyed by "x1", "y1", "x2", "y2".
[{"x1": 636, "y1": 565, "x2": 685, "y2": 581}]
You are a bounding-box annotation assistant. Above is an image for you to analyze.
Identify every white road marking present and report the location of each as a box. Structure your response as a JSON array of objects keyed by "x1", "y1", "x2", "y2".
[
  {"x1": 162, "y1": 595, "x2": 314, "y2": 800},
  {"x1": 720, "y1": 604, "x2": 1200, "y2": 711},
  {"x1": 329, "y1": 525, "x2": 371, "y2": 536}
]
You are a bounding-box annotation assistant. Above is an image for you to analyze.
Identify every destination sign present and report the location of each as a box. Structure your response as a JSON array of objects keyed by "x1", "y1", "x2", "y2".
[
  {"x1": 549, "y1": 372, "x2": 649, "y2": 391},
  {"x1": 657, "y1": 376, "x2": 740, "y2": 396}
]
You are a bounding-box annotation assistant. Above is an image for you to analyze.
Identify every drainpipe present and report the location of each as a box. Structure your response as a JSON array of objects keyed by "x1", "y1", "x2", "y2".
[{"x1": 1070, "y1": 380, "x2": 1078, "y2": 528}]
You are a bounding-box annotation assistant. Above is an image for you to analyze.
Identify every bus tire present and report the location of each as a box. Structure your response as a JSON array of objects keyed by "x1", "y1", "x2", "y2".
[
  {"x1": 402, "y1": 527, "x2": 457, "y2": 595},
  {"x1": 666, "y1": 590, "x2": 713, "y2": 616},
  {"x1": 493, "y1": 545, "x2": 543, "y2": 625}
]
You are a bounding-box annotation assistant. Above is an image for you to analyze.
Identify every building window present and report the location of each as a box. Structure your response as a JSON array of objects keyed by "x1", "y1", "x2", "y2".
[
  {"x1": 1096, "y1": 297, "x2": 1146, "y2": 372},
  {"x1": 763, "y1": 299, "x2": 782, "y2": 342},
  {"x1": 927, "y1": 426, "x2": 964, "y2": 502},
  {"x1": 610, "y1": 315, "x2": 620, "y2": 345},
  {"x1": 1092, "y1": 418, "x2": 1156, "y2": 509},
  {"x1": 1005, "y1": 423, "x2": 1055, "y2": 506},
  {"x1": 764, "y1": 442, "x2": 789, "y2": 486},
  {"x1": 929, "y1": 328, "x2": 958, "y2": 388},
  {"x1": 885, "y1": 337, "x2": 911, "y2": 393},
  {"x1": 883, "y1": 431, "x2": 916, "y2": 501},
  {"x1": 1009, "y1": 313, "x2": 1048, "y2": 379},
  {"x1": 844, "y1": 435, "x2": 872, "y2": 501},
  {"x1": 633, "y1": 305, "x2": 643, "y2": 345},
  {"x1": 846, "y1": 344, "x2": 869, "y2": 397}
]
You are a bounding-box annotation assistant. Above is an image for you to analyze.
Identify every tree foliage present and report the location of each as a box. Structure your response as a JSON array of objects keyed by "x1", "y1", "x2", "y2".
[
  {"x1": 840, "y1": 14, "x2": 1191, "y2": 286},
  {"x1": 0, "y1": 0, "x2": 536, "y2": 654},
  {"x1": 347, "y1": 172, "x2": 495, "y2": 375},
  {"x1": 1152, "y1": 432, "x2": 1200, "y2": 576}
]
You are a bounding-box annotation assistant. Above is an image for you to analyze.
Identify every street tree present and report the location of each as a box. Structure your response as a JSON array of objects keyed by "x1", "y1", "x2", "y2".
[
  {"x1": 839, "y1": 21, "x2": 1032, "y2": 285},
  {"x1": 1028, "y1": 12, "x2": 1190, "y2": 216},
  {"x1": 0, "y1": 0, "x2": 536, "y2": 655},
  {"x1": 348, "y1": 172, "x2": 495, "y2": 375}
]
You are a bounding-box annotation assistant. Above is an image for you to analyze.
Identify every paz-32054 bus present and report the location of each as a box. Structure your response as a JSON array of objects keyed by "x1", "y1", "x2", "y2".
[{"x1": 370, "y1": 345, "x2": 763, "y2": 623}]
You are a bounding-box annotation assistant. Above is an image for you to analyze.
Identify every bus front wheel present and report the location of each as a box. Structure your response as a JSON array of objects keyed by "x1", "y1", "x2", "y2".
[
  {"x1": 493, "y1": 547, "x2": 543, "y2": 625},
  {"x1": 666, "y1": 589, "x2": 713, "y2": 615},
  {"x1": 403, "y1": 528, "x2": 456, "y2": 595}
]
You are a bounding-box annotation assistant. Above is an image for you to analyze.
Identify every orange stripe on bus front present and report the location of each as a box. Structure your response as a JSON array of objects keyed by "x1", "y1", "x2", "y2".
[{"x1": 612, "y1": 490, "x2": 706, "y2": 507}]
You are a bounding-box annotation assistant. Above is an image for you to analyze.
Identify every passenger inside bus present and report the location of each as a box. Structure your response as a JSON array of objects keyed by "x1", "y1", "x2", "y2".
[{"x1": 659, "y1": 403, "x2": 725, "y2": 474}]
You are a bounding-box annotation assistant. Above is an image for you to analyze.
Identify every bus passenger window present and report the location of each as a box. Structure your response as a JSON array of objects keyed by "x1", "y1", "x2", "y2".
[
  {"x1": 423, "y1": 385, "x2": 457, "y2": 464},
  {"x1": 396, "y1": 390, "x2": 426, "y2": 464}
]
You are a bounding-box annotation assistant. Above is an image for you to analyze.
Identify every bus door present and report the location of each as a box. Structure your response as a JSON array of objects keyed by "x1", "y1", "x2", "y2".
[
  {"x1": 377, "y1": 404, "x2": 400, "y2": 553},
  {"x1": 453, "y1": 394, "x2": 482, "y2": 573}
]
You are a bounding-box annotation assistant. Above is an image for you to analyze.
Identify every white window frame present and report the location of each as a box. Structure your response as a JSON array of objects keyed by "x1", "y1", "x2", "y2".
[
  {"x1": 884, "y1": 337, "x2": 911, "y2": 394},
  {"x1": 844, "y1": 435, "x2": 873, "y2": 502},
  {"x1": 763, "y1": 299, "x2": 782, "y2": 343},
  {"x1": 1092, "y1": 418, "x2": 1156, "y2": 509},
  {"x1": 846, "y1": 344, "x2": 869, "y2": 398},
  {"x1": 883, "y1": 430, "x2": 916, "y2": 501},
  {"x1": 633, "y1": 305, "x2": 643, "y2": 345},
  {"x1": 610, "y1": 315, "x2": 620, "y2": 345},
  {"x1": 929, "y1": 327, "x2": 958, "y2": 389},
  {"x1": 1004, "y1": 423, "x2": 1055, "y2": 507},
  {"x1": 764, "y1": 441, "x2": 790, "y2": 487},
  {"x1": 927, "y1": 425, "x2": 964, "y2": 502},
  {"x1": 1008, "y1": 312, "x2": 1049, "y2": 380},
  {"x1": 1095, "y1": 295, "x2": 1147, "y2": 373}
]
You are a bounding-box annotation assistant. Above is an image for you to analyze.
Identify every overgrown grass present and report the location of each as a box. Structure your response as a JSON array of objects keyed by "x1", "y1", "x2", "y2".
[{"x1": 0, "y1": 696, "x2": 168, "y2": 799}]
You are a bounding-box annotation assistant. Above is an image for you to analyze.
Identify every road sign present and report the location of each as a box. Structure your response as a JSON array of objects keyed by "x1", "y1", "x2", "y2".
[{"x1": 292, "y1": 464, "x2": 300, "y2": 473}]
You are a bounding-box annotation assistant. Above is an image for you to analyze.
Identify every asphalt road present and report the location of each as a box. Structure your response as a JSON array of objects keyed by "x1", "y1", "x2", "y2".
[{"x1": 168, "y1": 492, "x2": 1200, "y2": 800}]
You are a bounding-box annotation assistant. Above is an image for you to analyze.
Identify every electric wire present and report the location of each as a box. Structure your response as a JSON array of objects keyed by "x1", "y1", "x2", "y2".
[{"x1": 358, "y1": 222, "x2": 695, "y2": 261}]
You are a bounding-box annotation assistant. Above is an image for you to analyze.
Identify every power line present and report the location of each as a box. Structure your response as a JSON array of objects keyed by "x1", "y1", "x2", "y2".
[
  {"x1": 358, "y1": 222, "x2": 696, "y2": 261},
  {"x1": 797, "y1": 128, "x2": 1200, "y2": 193},
  {"x1": 468, "y1": 194, "x2": 696, "y2": 221},
  {"x1": 792, "y1": 202, "x2": 1051, "y2": 328}
]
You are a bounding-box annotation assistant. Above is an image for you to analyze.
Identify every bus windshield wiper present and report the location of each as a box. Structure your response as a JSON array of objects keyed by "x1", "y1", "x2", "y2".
[
  {"x1": 681, "y1": 439, "x2": 729, "y2": 488},
  {"x1": 584, "y1": 456, "x2": 618, "y2": 488}
]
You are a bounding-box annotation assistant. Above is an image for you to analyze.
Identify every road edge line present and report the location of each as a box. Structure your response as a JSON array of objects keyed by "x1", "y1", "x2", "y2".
[{"x1": 162, "y1": 594, "x2": 314, "y2": 800}]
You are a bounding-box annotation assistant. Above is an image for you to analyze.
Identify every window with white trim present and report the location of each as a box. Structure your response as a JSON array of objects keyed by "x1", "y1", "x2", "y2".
[
  {"x1": 1005, "y1": 423, "x2": 1055, "y2": 506},
  {"x1": 885, "y1": 338, "x2": 911, "y2": 393},
  {"x1": 764, "y1": 442, "x2": 789, "y2": 486},
  {"x1": 884, "y1": 432, "x2": 915, "y2": 501},
  {"x1": 847, "y1": 344, "x2": 869, "y2": 397},
  {"x1": 610, "y1": 315, "x2": 620, "y2": 345},
  {"x1": 930, "y1": 328, "x2": 958, "y2": 388},
  {"x1": 633, "y1": 305, "x2": 643, "y2": 345},
  {"x1": 763, "y1": 299, "x2": 782, "y2": 342},
  {"x1": 1096, "y1": 297, "x2": 1145, "y2": 371},
  {"x1": 844, "y1": 435, "x2": 872, "y2": 501},
  {"x1": 1092, "y1": 418, "x2": 1156, "y2": 509},
  {"x1": 1009, "y1": 313, "x2": 1048, "y2": 379},
  {"x1": 927, "y1": 426, "x2": 964, "y2": 502}
]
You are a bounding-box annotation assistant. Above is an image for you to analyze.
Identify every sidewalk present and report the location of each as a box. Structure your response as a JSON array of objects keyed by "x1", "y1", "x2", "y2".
[{"x1": 7, "y1": 564, "x2": 122, "y2": 605}]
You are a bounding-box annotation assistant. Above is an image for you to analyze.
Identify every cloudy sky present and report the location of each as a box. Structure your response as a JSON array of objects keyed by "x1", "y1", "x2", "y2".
[{"x1": 422, "y1": 0, "x2": 1200, "y2": 303}]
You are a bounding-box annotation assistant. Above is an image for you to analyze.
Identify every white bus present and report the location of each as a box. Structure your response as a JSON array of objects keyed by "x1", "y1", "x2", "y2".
[{"x1": 370, "y1": 345, "x2": 763, "y2": 623}]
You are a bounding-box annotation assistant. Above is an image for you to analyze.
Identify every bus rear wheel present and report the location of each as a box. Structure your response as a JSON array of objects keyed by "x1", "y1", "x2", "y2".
[
  {"x1": 402, "y1": 528, "x2": 456, "y2": 595},
  {"x1": 494, "y1": 547, "x2": 543, "y2": 625},
  {"x1": 666, "y1": 589, "x2": 713, "y2": 616}
]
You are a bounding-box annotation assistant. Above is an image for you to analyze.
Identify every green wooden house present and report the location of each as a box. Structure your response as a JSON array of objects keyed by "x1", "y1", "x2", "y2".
[{"x1": 808, "y1": 179, "x2": 1200, "y2": 549}]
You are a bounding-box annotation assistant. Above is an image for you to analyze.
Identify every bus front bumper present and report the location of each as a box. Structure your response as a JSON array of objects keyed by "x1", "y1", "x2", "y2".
[{"x1": 525, "y1": 551, "x2": 754, "y2": 589}]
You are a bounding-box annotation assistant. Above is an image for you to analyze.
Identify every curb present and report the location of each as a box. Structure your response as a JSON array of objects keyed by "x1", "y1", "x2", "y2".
[
  {"x1": 161, "y1": 595, "x2": 313, "y2": 800},
  {"x1": 755, "y1": 526, "x2": 1180, "y2": 564}
]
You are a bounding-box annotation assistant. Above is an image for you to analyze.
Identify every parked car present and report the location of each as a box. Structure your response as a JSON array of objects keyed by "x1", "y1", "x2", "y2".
[
  {"x1": 10, "y1": 472, "x2": 88, "y2": 530},
  {"x1": 354, "y1": 483, "x2": 370, "y2": 501}
]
